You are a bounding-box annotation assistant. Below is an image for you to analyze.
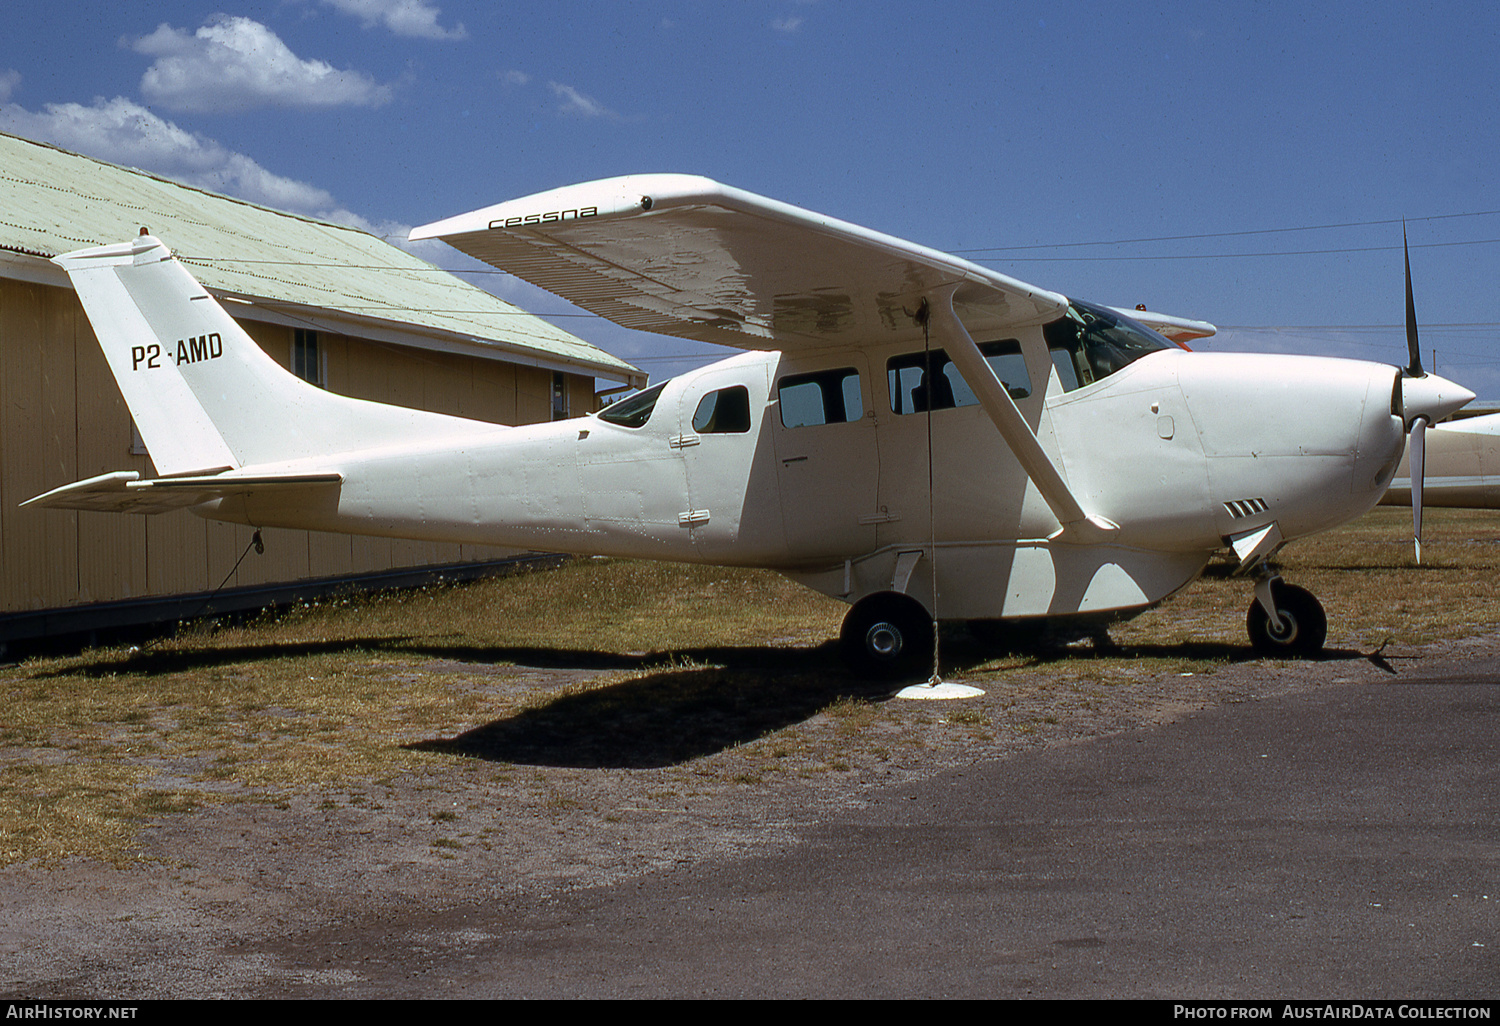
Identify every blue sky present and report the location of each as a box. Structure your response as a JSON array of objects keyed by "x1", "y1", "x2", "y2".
[{"x1": 3, "y1": 1, "x2": 1498, "y2": 393}]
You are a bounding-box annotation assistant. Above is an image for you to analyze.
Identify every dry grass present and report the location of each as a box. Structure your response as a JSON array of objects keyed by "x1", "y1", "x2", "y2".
[{"x1": 3, "y1": 507, "x2": 1497, "y2": 867}]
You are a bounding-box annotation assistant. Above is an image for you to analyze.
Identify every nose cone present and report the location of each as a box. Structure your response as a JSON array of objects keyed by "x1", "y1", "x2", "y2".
[
  {"x1": 1180, "y1": 354, "x2": 1406, "y2": 543},
  {"x1": 1402, "y1": 372, "x2": 1475, "y2": 425}
]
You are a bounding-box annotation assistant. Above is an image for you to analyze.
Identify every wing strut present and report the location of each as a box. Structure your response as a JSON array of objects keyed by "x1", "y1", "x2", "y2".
[{"x1": 924, "y1": 287, "x2": 1118, "y2": 543}]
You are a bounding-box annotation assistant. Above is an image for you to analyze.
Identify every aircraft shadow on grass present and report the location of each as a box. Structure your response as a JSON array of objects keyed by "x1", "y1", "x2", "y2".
[
  {"x1": 399, "y1": 635, "x2": 1391, "y2": 769},
  {"x1": 21, "y1": 630, "x2": 1399, "y2": 768}
]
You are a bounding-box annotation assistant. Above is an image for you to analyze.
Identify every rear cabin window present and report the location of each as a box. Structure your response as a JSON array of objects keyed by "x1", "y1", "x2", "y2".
[
  {"x1": 887, "y1": 340, "x2": 1030, "y2": 415},
  {"x1": 691, "y1": 386, "x2": 752, "y2": 434},
  {"x1": 598, "y1": 382, "x2": 666, "y2": 428},
  {"x1": 777, "y1": 368, "x2": 863, "y2": 428}
]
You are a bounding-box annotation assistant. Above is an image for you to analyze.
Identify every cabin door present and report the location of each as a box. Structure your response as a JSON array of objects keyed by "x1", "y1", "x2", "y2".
[{"x1": 768, "y1": 354, "x2": 883, "y2": 561}]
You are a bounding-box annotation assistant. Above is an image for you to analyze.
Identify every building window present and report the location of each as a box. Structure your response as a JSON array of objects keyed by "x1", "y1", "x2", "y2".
[
  {"x1": 292, "y1": 329, "x2": 323, "y2": 386},
  {"x1": 552, "y1": 371, "x2": 569, "y2": 421}
]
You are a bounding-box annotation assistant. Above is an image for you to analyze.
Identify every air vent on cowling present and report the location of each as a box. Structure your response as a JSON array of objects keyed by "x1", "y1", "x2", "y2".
[{"x1": 1223, "y1": 497, "x2": 1269, "y2": 519}]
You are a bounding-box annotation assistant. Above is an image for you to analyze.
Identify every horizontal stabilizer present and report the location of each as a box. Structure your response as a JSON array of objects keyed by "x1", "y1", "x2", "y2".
[{"x1": 23, "y1": 470, "x2": 342, "y2": 515}]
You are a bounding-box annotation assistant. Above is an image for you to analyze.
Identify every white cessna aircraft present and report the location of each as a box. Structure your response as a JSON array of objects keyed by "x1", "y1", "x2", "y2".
[
  {"x1": 1384, "y1": 415, "x2": 1500, "y2": 513},
  {"x1": 27, "y1": 175, "x2": 1474, "y2": 676}
]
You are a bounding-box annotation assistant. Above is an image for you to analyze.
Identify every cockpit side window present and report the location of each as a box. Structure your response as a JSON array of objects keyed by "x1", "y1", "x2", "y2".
[
  {"x1": 887, "y1": 340, "x2": 1030, "y2": 415},
  {"x1": 691, "y1": 385, "x2": 752, "y2": 434},
  {"x1": 598, "y1": 382, "x2": 667, "y2": 428},
  {"x1": 1049, "y1": 347, "x2": 1083, "y2": 392},
  {"x1": 777, "y1": 368, "x2": 862, "y2": 428},
  {"x1": 1044, "y1": 300, "x2": 1171, "y2": 392}
]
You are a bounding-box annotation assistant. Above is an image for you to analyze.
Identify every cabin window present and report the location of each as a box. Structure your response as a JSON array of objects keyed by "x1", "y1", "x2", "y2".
[
  {"x1": 887, "y1": 340, "x2": 1030, "y2": 415},
  {"x1": 292, "y1": 328, "x2": 322, "y2": 386},
  {"x1": 1044, "y1": 300, "x2": 1171, "y2": 392},
  {"x1": 598, "y1": 381, "x2": 667, "y2": 428},
  {"x1": 691, "y1": 386, "x2": 752, "y2": 434},
  {"x1": 777, "y1": 368, "x2": 862, "y2": 428}
]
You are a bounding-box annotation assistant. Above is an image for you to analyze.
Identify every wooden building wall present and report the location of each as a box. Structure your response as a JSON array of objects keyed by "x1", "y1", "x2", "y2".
[{"x1": 0, "y1": 276, "x2": 598, "y2": 618}]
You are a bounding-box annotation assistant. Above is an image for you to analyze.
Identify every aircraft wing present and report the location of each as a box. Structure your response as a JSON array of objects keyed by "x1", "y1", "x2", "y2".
[
  {"x1": 410, "y1": 174, "x2": 1069, "y2": 350},
  {"x1": 23, "y1": 470, "x2": 342, "y2": 515}
]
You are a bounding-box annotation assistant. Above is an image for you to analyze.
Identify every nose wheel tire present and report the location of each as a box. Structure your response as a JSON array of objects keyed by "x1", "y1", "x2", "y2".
[
  {"x1": 1246, "y1": 581, "x2": 1327, "y2": 658},
  {"x1": 840, "y1": 593, "x2": 933, "y2": 680}
]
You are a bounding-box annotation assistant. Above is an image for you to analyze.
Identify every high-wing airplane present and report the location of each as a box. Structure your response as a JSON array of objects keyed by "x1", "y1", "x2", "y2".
[{"x1": 25, "y1": 176, "x2": 1475, "y2": 677}]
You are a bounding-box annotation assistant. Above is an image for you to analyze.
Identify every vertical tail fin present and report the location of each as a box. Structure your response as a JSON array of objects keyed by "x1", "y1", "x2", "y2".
[
  {"x1": 54, "y1": 234, "x2": 478, "y2": 475},
  {"x1": 56, "y1": 235, "x2": 243, "y2": 475}
]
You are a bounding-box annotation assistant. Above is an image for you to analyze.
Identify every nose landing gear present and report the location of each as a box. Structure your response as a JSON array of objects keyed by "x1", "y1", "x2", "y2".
[{"x1": 1247, "y1": 575, "x2": 1327, "y2": 658}]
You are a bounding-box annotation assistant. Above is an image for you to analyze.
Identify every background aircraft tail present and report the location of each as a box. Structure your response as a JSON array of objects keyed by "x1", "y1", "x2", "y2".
[{"x1": 54, "y1": 233, "x2": 479, "y2": 476}]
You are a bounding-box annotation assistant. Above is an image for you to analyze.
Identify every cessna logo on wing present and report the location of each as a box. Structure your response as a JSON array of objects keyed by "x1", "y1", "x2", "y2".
[
  {"x1": 489, "y1": 205, "x2": 599, "y2": 229},
  {"x1": 130, "y1": 332, "x2": 223, "y2": 371}
]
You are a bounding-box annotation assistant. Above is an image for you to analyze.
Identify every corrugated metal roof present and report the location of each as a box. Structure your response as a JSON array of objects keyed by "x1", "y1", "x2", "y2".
[{"x1": 0, "y1": 131, "x2": 642, "y2": 384}]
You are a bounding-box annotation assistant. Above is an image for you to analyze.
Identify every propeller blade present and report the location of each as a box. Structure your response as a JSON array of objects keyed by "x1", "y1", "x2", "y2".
[
  {"x1": 1404, "y1": 223, "x2": 1423, "y2": 378},
  {"x1": 1410, "y1": 414, "x2": 1428, "y2": 563}
]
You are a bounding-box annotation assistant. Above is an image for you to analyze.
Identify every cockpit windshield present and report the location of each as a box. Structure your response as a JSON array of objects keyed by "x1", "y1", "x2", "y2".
[{"x1": 1044, "y1": 299, "x2": 1173, "y2": 392}]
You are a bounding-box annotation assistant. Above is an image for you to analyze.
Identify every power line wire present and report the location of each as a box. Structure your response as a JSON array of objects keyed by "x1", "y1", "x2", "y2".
[
  {"x1": 974, "y1": 237, "x2": 1500, "y2": 262},
  {"x1": 184, "y1": 232, "x2": 1500, "y2": 271},
  {"x1": 176, "y1": 207, "x2": 1500, "y2": 273},
  {"x1": 1220, "y1": 322, "x2": 1500, "y2": 331},
  {"x1": 953, "y1": 208, "x2": 1500, "y2": 254}
]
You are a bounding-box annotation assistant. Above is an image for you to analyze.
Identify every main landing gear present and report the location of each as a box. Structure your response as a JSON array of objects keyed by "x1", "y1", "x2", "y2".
[
  {"x1": 841, "y1": 575, "x2": 1330, "y2": 673},
  {"x1": 1246, "y1": 575, "x2": 1327, "y2": 658},
  {"x1": 840, "y1": 591, "x2": 933, "y2": 679}
]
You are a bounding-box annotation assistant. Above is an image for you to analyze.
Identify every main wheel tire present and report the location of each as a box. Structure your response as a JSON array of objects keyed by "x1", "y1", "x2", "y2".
[
  {"x1": 1246, "y1": 581, "x2": 1327, "y2": 658},
  {"x1": 840, "y1": 593, "x2": 933, "y2": 680}
]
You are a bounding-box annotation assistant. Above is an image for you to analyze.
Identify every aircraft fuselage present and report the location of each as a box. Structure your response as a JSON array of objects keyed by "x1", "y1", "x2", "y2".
[{"x1": 202, "y1": 332, "x2": 1405, "y2": 623}]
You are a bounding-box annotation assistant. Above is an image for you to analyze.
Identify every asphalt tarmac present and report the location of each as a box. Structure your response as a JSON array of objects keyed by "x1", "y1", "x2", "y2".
[{"x1": 258, "y1": 657, "x2": 1500, "y2": 999}]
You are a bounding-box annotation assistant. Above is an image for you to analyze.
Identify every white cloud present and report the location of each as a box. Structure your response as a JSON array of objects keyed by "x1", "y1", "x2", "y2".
[
  {"x1": 773, "y1": 0, "x2": 818, "y2": 33},
  {"x1": 503, "y1": 74, "x2": 627, "y2": 121},
  {"x1": 0, "y1": 96, "x2": 340, "y2": 215},
  {"x1": 0, "y1": 69, "x2": 19, "y2": 103},
  {"x1": 131, "y1": 16, "x2": 393, "y2": 114},
  {"x1": 319, "y1": 0, "x2": 467, "y2": 40},
  {"x1": 548, "y1": 81, "x2": 618, "y2": 119}
]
